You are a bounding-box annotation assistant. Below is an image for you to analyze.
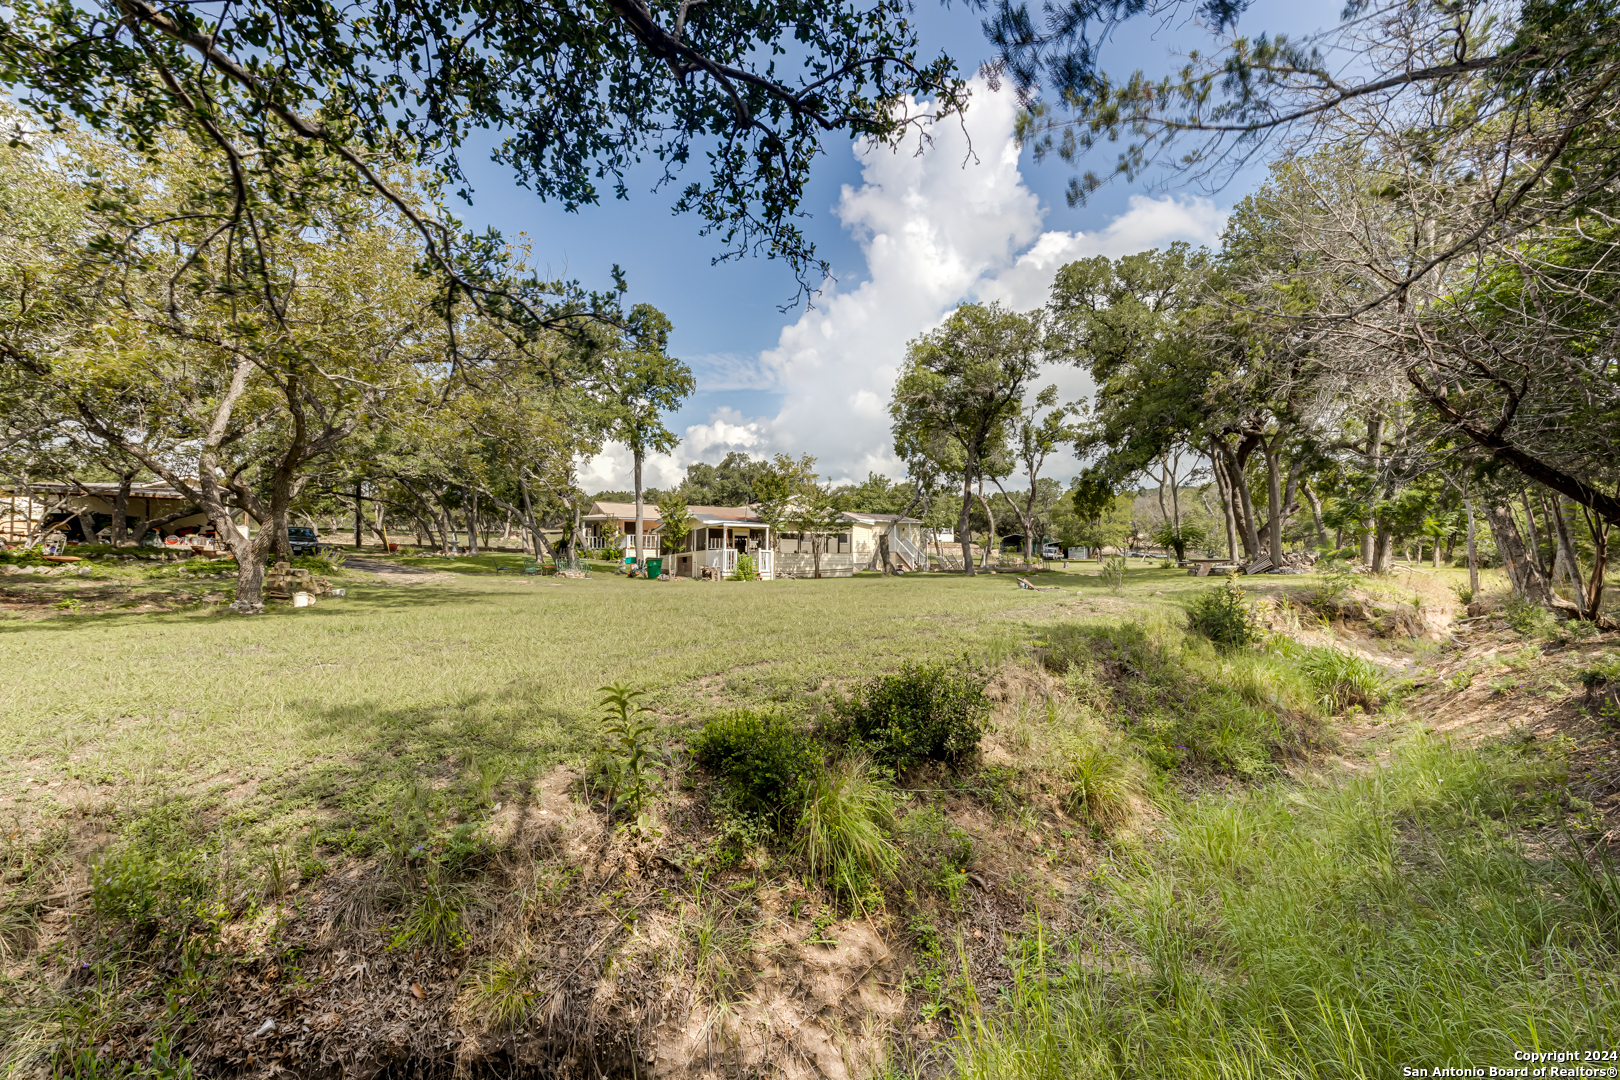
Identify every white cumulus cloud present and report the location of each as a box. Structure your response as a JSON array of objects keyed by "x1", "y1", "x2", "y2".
[{"x1": 585, "y1": 79, "x2": 1229, "y2": 491}]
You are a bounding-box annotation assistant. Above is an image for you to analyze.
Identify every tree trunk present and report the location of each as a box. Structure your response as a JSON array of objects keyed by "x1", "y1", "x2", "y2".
[
  {"x1": 1464, "y1": 489, "x2": 1480, "y2": 599},
  {"x1": 1550, "y1": 496, "x2": 1588, "y2": 611},
  {"x1": 1520, "y1": 490, "x2": 1547, "y2": 578},
  {"x1": 1222, "y1": 442, "x2": 1261, "y2": 558},
  {"x1": 975, "y1": 481, "x2": 997, "y2": 569},
  {"x1": 353, "y1": 481, "x2": 364, "y2": 549},
  {"x1": 1302, "y1": 481, "x2": 1328, "y2": 549},
  {"x1": 1362, "y1": 412, "x2": 1383, "y2": 566},
  {"x1": 1488, "y1": 504, "x2": 1554, "y2": 608},
  {"x1": 462, "y1": 487, "x2": 479, "y2": 556},
  {"x1": 110, "y1": 471, "x2": 136, "y2": 546},
  {"x1": 1211, "y1": 437, "x2": 1239, "y2": 560},
  {"x1": 1579, "y1": 506, "x2": 1609, "y2": 623},
  {"x1": 1262, "y1": 441, "x2": 1285, "y2": 563},
  {"x1": 633, "y1": 448, "x2": 645, "y2": 572},
  {"x1": 1371, "y1": 526, "x2": 1392, "y2": 574},
  {"x1": 958, "y1": 465, "x2": 975, "y2": 576}
]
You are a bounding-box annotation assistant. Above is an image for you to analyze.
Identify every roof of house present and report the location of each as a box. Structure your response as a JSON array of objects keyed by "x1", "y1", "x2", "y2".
[
  {"x1": 10, "y1": 480, "x2": 192, "y2": 502},
  {"x1": 842, "y1": 511, "x2": 921, "y2": 525},
  {"x1": 584, "y1": 501, "x2": 769, "y2": 528}
]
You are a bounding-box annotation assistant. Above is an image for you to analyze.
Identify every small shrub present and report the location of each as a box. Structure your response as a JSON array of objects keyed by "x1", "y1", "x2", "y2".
[
  {"x1": 796, "y1": 757, "x2": 897, "y2": 909},
  {"x1": 1311, "y1": 559, "x2": 1356, "y2": 606},
  {"x1": 1451, "y1": 581, "x2": 1475, "y2": 605},
  {"x1": 1064, "y1": 741, "x2": 1138, "y2": 829},
  {"x1": 690, "y1": 710, "x2": 821, "y2": 821},
  {"x1": 898, "y1": 807, "x2": 976, "y2": 905},
  {"x1": 90, "y1": 846, "x2": 217, "y2": 933},
  {"x1": 464, "y1": 954, "x2": 540, "y2": 1032},
  {"x1": 1577, "y1": 655, "x2": 1620, "y2": 690},
  {"x1": 729, "y1": 553, "x2": 758, "y2": 580},
  {"x1": 1186, "y1": 575, "x2": 1262, "y2": 650},
  {"x1": 290, "y1": 553, "x2": 344, "y2": 574},
  {"x1": 1502, "y1": 593, "x2": 1554, "y2": 636},
  {"x1": 56, "y1": 1035, "x2": 196, "y2": 1079},
  {"x1": 833, "y1": 661, "x2": 991, "y2": 772}
]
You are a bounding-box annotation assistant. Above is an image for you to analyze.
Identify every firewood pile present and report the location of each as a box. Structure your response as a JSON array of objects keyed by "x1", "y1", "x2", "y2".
[{"x1": 263, "y1": 561, "x2": 334, "y2": 601}]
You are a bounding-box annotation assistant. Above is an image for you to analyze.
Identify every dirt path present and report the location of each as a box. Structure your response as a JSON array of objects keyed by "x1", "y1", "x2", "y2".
[{"x1": 342, "y1": 556, "x2": 459, "y2": 585}]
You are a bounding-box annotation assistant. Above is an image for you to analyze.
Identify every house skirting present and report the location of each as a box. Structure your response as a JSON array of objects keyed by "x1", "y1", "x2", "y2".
[{"x1": 775, "y1": 552, "x2": 854, "y2": 578}]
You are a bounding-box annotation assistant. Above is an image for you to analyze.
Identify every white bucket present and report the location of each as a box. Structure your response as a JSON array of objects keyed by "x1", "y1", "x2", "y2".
[{"x1": 292, "y1": 591, "x2": 315, "y2": 607}]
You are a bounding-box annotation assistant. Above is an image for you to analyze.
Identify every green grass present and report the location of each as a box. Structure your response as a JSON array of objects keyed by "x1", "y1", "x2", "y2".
[
  {"x1": 5, "y1": 558, "x2": 1613, "y2": 1076},
  {"x1": 954, "y1": 734, "x2": 1620, "y2": 1079},
  {"x1": 0, "y1": 568, "x2": 1151, "y2": 855}
]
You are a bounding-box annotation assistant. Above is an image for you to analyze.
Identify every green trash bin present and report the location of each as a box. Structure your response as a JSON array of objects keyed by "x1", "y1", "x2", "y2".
[{"x1": 645, "y1": 558, "x2": 663, "y2": 579}]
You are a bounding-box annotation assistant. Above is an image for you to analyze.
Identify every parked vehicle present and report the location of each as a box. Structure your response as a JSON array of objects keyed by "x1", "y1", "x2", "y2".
[
  {"x1": 287, "y1": 526, "x2": 321, "y2": 557},
  {"x1": 1042, "y1": 543, "x2": 1064, "y2": 559}
]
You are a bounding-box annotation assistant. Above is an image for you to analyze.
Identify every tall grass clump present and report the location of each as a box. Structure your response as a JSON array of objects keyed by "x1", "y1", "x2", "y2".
[
  {"x1": 952, "y1": 735, "x2": 1620, "y2": 1077},
  {"x1": 796, "y1": 756, "x2": 897, "y2": 908},
  {"x1": 1063, "y1": 739, "x2": 1138, "y2": 830},
  {"x1": 1295, "y1": 645, "x2": 1387, "y2": 712},
  {"x1": 1041, "y1": 621, "x2": 1303, "y2": 778}
]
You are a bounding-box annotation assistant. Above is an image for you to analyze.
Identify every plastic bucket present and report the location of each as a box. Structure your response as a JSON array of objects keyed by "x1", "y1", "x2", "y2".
[{"x1": 645, "y1": 558, "x2": 663, "y2": 579}]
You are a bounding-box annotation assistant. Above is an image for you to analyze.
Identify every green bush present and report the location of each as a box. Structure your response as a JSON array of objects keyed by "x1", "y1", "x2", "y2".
[
  {"x1": 290, "y1": 553, "x2": 344, "y2": 574},
  {"x1": 1502, "y1": 593, "x2": 1554, "y2": 636},
  {"x1": 1578, "y1": 654, "x2": 1620, "y2": 689},
  {"x1": 1186, "y1": 575, "x2": 1262, "y2": 649},
  {"x1": 1100, "y1": 554, "x2": 1128, "y2": 591},
  {"x1": 832, "y1": 661, "x2": 991, "y2": 772},
  {"x1": 690, "y1": 710, "x2": 822, "y2": 820},
  {"x1": 1296, "y1": 646, "x2": 1386, "y2": 712},
  {"x1": 1040, "y1": 622, "x2": 1297, "y2": 779}
]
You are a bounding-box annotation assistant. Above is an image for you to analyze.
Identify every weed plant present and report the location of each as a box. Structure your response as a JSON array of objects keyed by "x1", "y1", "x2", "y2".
[
  {"x1": 1043, "y1": 622, "x2": 1305, "y2": 778},
  {"x1": 1063, "y1": 740, "x2": 1138, "y2": 830},
  {"x1": 463, "y1": 952, "x2": 540, "y2": 1032},
  {"x1": 390, "y1": 859, "x2": 470, "y2": 952},
  {"x1": 1100, "y1": 555, "x2": 1128, "y2": 591},
  {"x1": 1503, "y1": 593, "x2": 1555, "y2": 636},
  {"x1": 953, "y1": 735, "x2": 1620, "y2": 1077},
  {"x1": 590, "y1": 683, "x2": 657, "y2": 818},
  {"x1": 1291, "y1": 645, "x2": 1387, "y2": 712},
  {"x1": 897, "y1": 806, "x2": 976, "y2": 906}
]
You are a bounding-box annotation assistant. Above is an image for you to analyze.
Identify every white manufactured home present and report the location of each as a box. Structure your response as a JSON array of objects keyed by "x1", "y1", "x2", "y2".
[
  {"x1": 581, "y1": 502, "x2": 776, "y2": 579},
  {"x1": 582, "y1": 500, "x2": 926, "y2": 579}
]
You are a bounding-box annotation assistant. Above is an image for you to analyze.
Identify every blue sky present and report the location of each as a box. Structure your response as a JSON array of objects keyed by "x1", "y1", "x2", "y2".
[{"x1": 449, "y1": 0, "x2": 1338, "y2": 490}]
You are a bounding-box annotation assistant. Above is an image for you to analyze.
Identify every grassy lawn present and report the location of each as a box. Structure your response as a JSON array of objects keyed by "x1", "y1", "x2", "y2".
[
  {"x1": 0, "y1": 563, "x2": 1192, "y2": 847},
  {"x1": 3, "y1": 560, "x2": 1616, "y2": 1078}
]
